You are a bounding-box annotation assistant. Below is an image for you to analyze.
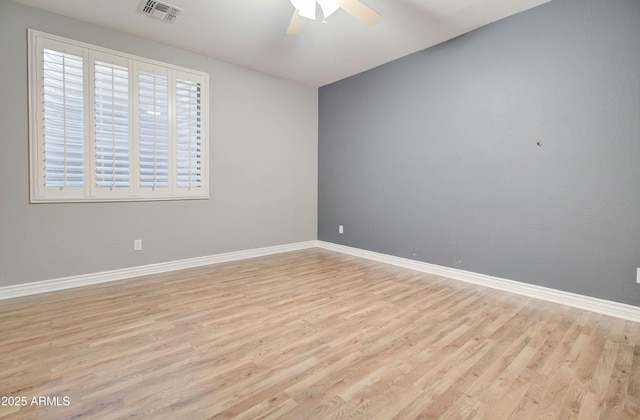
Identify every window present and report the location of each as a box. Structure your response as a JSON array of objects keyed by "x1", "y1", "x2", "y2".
[{"x1": 28, "y1": 30, "x2": 209, "y2": 202}]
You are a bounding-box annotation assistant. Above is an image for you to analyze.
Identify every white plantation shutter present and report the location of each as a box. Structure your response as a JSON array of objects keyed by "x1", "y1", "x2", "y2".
[
  {"x1": 42, "y1": 48, "x2": 85, "y2": 188},
  {"x1": 175, "y1": 77, "x2": 202, "y2": 190},
  {"x1": 29, "y1": 31, "x2": 209, "y2": 202},
  {"x1": 138, "y1": 70, "x2": 169, "y2": 189},
  {"x1": 94, "y1": 60, "x2": 130, "y2": 189}
]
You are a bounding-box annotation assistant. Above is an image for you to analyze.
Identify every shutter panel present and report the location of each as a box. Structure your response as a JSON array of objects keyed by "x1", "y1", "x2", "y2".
[
  {"x1": 42, "y1": 48, "x2": 84, "y2": 187},
  {"x1": 138, "y1": 70, "x2": 169, "y2": 189},
  {"x1": 94, "y1": 60, "x2": 129, "y2": 188},
  {"x1": 175, "y1": 78, "x2": 202, "y2": 189}
]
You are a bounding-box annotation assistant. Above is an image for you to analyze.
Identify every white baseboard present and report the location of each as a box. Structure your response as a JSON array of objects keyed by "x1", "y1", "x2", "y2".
[
  {"x1": 3, "y1": 239, "x2": 639, "y2": 323},
  {"x1": 317, "y1": 241, "x2": 640, "y2": 323},
  {"x1": 0, "y1": 241, "x2": 318, "y2": 300}
]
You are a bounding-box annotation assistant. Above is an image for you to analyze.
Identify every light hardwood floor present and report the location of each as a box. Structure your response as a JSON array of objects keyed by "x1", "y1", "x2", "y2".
[{"x1": 1, "y1": 248, "x2": 639, "y2": 419}]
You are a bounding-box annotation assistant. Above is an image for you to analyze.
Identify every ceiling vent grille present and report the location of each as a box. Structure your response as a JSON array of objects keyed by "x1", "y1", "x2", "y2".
[{"x1": 137, "y1": 0, "x2": 182, "y2": 23}]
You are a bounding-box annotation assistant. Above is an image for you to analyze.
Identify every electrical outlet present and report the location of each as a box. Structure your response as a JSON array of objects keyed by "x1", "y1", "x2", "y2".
[
  {"x1": 134, "y1": 239, "x2": 142, "y2": 251},
  {"x1": 338, "y1": 225, "x2": 344, "y2": 234}
]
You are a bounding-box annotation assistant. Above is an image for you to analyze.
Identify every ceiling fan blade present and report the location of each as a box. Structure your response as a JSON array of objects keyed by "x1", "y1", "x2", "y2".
[
  {"x1": 337, "y1": 0, "x2": 381, "y2": 26},
  {"x1": 287, "y1": 10, "x2": 306, "y2": 35}
]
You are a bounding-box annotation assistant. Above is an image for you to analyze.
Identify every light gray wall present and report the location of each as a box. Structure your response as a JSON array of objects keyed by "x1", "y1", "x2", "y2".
[
  {"x1": 318, "y1": 0, "x2": 640, "y2": 305},
  {"x1": 0, "y1": 1, "x2": 318, "y2": 287}
]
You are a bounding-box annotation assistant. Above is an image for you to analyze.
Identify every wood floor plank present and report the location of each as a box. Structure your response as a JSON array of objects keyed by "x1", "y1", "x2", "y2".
[{"x1": 1, "y1": 248, "x2": 639, "y2": 419}]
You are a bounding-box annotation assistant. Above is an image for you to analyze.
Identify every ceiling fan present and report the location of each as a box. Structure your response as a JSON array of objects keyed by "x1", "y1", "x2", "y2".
[{"x1": 287, "y1": 0, "x2": 381, "y2": 35}]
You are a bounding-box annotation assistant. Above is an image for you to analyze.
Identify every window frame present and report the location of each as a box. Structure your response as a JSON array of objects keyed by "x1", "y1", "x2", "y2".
[{"x1": 28, "y1": 29, "x2": 209, "y2": 203}]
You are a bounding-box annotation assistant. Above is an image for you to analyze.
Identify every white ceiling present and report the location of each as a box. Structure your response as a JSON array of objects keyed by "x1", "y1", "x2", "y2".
[{"x1": 11, "y1": 0, "x2": 552, "y2": 87}]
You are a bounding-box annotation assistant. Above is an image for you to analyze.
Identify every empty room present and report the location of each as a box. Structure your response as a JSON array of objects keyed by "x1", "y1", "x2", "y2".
[{"x1": 1, "y1": 0, "x2": 639, "y2": 418}]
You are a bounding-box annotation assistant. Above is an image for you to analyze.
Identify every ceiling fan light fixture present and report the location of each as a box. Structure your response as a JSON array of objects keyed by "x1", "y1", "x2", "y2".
[
  {"x1": 286, "y1": 0, "x2": 381, "y2": 34},
  {"x1": 290, "y1": 0, "x2": 316, "y2": 20}
]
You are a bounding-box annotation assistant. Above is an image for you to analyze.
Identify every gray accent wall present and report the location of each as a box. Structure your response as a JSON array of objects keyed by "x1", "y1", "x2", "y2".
[
  {"x1": 318, "y1": 0, "x2": 640, "y2": 305},
  {"x1": 0, "y1": 1, "x2": 318, "y2": 287}
]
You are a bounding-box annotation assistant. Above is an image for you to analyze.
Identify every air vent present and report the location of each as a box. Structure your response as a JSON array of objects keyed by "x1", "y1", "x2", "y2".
[{"x1": 137, "y1": 0, "x2": 182, "y2": 23}]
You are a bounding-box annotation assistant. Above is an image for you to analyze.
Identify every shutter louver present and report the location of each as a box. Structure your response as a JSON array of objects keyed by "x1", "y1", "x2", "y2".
[
  {"x1": 138, "y1": 70, "x2": 169, "y2": 189},
  {"x1": 175, "y1": 79, "x2": 202, "y2": 189},
  {"x1": 95, "y1": 61, "x2": 129, "y2": 188},
  {"x1": 42, "y1": 49, "x2": 84, "y2": 187}
]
